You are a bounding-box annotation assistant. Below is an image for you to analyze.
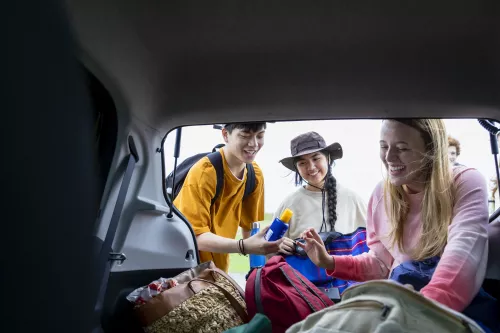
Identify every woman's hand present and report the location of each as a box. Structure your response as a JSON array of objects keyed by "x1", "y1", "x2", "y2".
[
  {"x1": 297, "y1": 228, "x2": 335, "y2": 270},
  {"x1": 278, "y1": 237, "x2": 296, "y2": 255}
]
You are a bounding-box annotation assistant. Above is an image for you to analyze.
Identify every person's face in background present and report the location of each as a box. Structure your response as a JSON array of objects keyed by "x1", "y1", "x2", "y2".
[{"x1": 448, "y1": 145, "x2": 457, "y2": 164}]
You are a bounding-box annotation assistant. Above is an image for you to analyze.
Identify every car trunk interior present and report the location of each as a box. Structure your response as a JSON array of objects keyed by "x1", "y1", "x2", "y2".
[{"x1": 12, "y1": 0, "x2": 500, "y2": 331}]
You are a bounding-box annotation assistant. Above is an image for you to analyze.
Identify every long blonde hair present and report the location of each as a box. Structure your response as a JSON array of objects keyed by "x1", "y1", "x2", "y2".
[{"x1": 384, "y1": 119, "x2": 454, "y2": 260}]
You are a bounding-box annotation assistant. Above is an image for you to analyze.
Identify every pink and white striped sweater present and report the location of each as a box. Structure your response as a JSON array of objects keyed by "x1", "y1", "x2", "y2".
[{"x1": 328, "y1": 167, "x2": 489, "y2": 312}]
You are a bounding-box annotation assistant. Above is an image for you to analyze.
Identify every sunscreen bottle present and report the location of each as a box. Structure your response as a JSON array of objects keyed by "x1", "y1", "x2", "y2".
[{"x1": 264, "y1": 208, "x2": 293, "y2": 241}]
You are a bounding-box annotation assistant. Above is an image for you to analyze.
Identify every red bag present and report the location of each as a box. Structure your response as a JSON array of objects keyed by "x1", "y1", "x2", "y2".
[{"x1": 245, "y1": 256, "x2": 334, "y2": 333}]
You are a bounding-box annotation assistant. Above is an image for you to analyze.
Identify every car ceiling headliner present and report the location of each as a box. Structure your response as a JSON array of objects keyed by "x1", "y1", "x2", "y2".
[{"x1": 65, "y1": 0, "x2": 500, "y2": 132}]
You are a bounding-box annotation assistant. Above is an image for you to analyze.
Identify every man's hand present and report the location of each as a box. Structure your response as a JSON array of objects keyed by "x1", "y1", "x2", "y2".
[{"x1": 244, "y1": 225, "x2": 283, "y2": 255}]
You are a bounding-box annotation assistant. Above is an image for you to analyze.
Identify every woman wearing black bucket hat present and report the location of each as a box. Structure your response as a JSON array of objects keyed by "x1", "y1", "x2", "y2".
[{"x1": 272, "y1": 131, "x2": 367, "y2": 255}]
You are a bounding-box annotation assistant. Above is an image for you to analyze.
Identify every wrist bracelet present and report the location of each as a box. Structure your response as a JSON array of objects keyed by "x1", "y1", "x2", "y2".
[{"x1": 238, "y1": 239, "x2": 247, "y2": 256}]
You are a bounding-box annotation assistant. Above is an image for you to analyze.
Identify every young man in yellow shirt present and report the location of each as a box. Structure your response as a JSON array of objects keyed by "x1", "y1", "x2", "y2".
[{"x1": 173, "y1": 122, "x2": 281, "y2": 272}]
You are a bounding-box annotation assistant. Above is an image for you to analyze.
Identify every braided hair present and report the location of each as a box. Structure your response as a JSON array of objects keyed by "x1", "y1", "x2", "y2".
[
  {"x1": 324, "y1": 166, "x2": 338, "y2": 231},
  {"x1": 294, "y1": 152, "x2": 338, "y2": 232}
]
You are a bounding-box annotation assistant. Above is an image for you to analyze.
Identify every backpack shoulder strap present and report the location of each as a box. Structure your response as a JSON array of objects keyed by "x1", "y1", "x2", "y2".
[
  {"x1": 254, "y1": 267, "x2": 264, "y2": 314},
  {"x1": 207, "y1": 152, "x2": 224, "y2": 205},
  {"x1": 212, "y1": 143, "x2": 225, "y2": 152},
  {"x1": 244, "y1": 163, "x2": 256, "y2": 200}
]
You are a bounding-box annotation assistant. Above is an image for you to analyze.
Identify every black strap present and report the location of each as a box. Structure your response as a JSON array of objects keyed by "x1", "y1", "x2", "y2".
[
  {"x1": 207, "y1": 151, "x2": 256, "y2": 205},
  {"x1": 94, "y1": 136, "x2": 138, "y2": 321},
  {"x1": 255, "y1": 267, "x2": 264, "y2": 314},
  {"x1": 207, "y1": 152, "x2": 224, "y2": 205},
  {"x1": 244, "y1": 163, "x2": 256, "y2": 200},
  {"x1": 211, "y1": 143, "x2": 225, "y2": 152}
]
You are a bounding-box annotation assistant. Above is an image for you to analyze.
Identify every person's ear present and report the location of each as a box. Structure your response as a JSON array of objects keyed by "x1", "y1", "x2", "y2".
[{"x1": 222, "y1": 128, "x2": 229, "y2": 143}]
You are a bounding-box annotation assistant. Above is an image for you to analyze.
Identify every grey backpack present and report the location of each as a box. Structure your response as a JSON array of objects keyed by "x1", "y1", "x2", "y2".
[{"x1": 286, "y1": 279, "x2": 486, "y2": 333}]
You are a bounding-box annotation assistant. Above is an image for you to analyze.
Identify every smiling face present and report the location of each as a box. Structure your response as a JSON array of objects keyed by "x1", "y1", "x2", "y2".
[
  {"x1": 295, "y1": 152, "x2": 329, "y2": 188},
  {"x1": 222, "y1": 126, "x2": 265, "y2": 164},
  {"x1": 379, "y1": 120, "x2": 429, "y2": 192}
]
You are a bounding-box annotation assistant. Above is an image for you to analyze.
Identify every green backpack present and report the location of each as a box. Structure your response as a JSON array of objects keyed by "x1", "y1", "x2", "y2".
[{"x1": 223, "y1": 313, "x2": 272, "y2": 333}]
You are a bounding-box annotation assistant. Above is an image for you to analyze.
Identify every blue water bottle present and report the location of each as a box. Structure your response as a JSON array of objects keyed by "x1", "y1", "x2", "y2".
[
  {"x1": 264, "y1": 208, "x2": 293, "y2": 241},
  {"x1": 249, "y1": 222, "x2": 266, "y2": 268}
]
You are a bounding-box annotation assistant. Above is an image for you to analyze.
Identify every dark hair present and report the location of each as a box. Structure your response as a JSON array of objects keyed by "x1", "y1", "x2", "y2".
[
  {"x1": 293, "y1": 151, "x2": 338, "y2": 231},
  {"x1": 224, "y1": 122, "x2": 267, "y2": 134}
]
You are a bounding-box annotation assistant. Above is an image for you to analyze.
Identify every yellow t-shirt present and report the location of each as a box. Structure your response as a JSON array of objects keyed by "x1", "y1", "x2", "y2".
[{"x1": 173, "y1": 148, "x2": 264, "y2": 272}]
